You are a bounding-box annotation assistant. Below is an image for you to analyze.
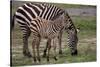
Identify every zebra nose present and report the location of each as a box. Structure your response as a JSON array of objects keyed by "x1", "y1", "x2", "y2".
[{"x1": 71, "y1": 49, "x2": 78, "y2": 56}]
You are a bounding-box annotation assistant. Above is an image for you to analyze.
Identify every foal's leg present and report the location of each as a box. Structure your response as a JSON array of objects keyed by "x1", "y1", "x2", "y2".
[
  {"x1": 43, "y1": 39, "x2": 49, "y2": 57},
  {"x1": 53, "y1": 38, "x2": 57, "y2": 61},
  {"x1": 58, "y1": 30, "x2": 63, "y2": 54},
  {"x1": 47, "y1": 39, "x2": 51, "y2": 62}
]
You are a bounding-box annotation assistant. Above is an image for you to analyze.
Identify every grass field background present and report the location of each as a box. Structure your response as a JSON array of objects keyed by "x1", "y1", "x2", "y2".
[{"x1": 11, "y1": 1, "x2": 96, "y2": 66}]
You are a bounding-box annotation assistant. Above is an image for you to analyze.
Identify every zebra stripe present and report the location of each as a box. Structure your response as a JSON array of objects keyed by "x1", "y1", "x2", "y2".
[{"x1": 29, "y1": 16, "x2": 64, "y2": 39}]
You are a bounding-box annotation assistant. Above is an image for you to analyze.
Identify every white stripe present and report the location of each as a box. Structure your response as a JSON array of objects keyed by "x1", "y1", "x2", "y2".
[
  {"x1": 48, "y1": 6, "x2": 56, "y2": 20},
  {"x1": 30, "y1": 21, "x2": 38, "y2": 31},
  {"x1": 16, "y1": 18, "x2": 25, "y2": 24},
  {"x1": 29, "y1": 3, "x2": 42, "y2": 13},
  {"x1": 40, "y1": 3, "x2": 45, "y2": 9},
  {"x1": 15, "y1": 12, "x2": 30, "y2": 23},
  {"x1": 41, "y1": 7, "x2": 48, "y2": 19},
  {"x1": 24, "y1": 4, "x2": 38, "y2": 17},
  {"x1": 45, "y1": 5, "x2": 53, "y2": 19},
  {"x1": 18, "y1": 6, "x2": 33, "y2": 20},
  {"x1": 31, "y1": 19, "x2": 40, "y2": 31}
]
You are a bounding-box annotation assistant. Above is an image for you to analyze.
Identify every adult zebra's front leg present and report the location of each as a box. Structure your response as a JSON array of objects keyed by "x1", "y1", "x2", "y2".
[{"x1": 22, "y1": 26, "x2": 32, "y2": 57}]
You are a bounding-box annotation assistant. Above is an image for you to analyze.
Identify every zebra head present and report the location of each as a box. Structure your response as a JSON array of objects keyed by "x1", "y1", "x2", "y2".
[{"x1": 64, "y1": 11, "x2": 78, "y2": 56}]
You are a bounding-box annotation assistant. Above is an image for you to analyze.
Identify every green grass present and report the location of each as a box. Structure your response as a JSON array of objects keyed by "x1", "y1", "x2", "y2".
[
  {"x1": 11, "y1": 15, "x2": 96, "y2": 66},
  {"x1": 73, "y1": 16, "x2": 96, "y2": 31}
]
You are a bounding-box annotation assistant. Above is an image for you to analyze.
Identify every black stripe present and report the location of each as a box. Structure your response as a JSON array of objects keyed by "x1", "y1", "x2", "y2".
[
  {"x1": 53, "y1": 8, "x2": 61, "y2": 19},
  {"x1": 33, "y1": 3, "x2": 44, "y2": 10},
  {"x1": 43, "y1": 6, "x2": 51, "y2": 19},
  {"x1": 50, "y1": 7, "x2": 57, "y2": 20},
  {"x1": 54, "y1": 24, "x2": 59, "y2": 31},
  {"x1": 15, "y1": 15, "x2": 30, "y2": 26},
  {"x1": 17, "y1": 8, "x2": 31, "y2": 21},
  {"x1": 46, "y1": 5, "x2": 54, "y2": 20},
  {"x1": 52, "y1": 25, "x2": 57, "y2": 33},
  {"x1": 30, "y1": 26, "x2": 38, "y2": 33},
  {"x1": 68, "y1": 23, "x2": 73, "y2": 30},
  {"x1": 27, "y1": 3, "x2": 40, "y2": 16},
  {"x1": 40, "y1": 8, "x2": 45, "y2": 17},
  {"x1": 17, "y1": 21, "x2": 26, "y2": 25},
  {"x1": 23, "y1": 4, "x2": 36, "y2": 19},
  {"x1": 35, "y1": 19, "x2": 41, "y2": 29},
  {"x1": 20, "y1": 25, "x2": 26, "y2": 28},
  {"x1": 31, "y1": 22, "x2": 38, "y2": 29}
]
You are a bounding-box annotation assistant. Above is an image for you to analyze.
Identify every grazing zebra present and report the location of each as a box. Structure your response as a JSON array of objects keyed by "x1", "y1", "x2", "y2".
[
  {"x1": 11, "y1": 2, "x2": 78, "y2": 58},
  {"x1": 28, "y1": 14, "x2": 66, "y2": 62}
]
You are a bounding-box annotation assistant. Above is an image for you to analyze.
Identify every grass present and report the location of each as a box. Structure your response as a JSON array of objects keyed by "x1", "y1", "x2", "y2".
[{"x1": 11, "y1": 15, "x2": 96, "y2": 66}]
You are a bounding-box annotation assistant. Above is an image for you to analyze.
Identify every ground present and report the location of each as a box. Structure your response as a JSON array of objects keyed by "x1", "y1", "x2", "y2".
[{"x1": 11, "y1": 1, "x2": 96, "y2": 66}]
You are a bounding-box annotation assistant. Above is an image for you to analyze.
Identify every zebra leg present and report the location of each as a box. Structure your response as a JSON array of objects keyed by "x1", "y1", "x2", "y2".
[
  {"x1": 36, "y1": 37, "x2": 41, "y2": 62},
  {"x1": 53, "y1": 39, "x2": 57, "y2": 61},
  {"x1": 23, "y1": 27, "x2": 32, "y2": 57},
  {"x1": 42, "y1": 40, "x2": 49, "y2": 57},
  {"x1": 32, "y1": 38, "x2": 37, "y2": 62},
  {"x1": 47, "y1": 39, "x2": 51, "y2": 62},
  {"x1": 58, "y1": 30, "x2": 63, "y2": 54}
]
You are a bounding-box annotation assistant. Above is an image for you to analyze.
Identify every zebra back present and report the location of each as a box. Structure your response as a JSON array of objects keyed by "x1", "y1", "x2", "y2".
[{"x1": 14, "y1": 2, "x2": 64, "y2": 26}]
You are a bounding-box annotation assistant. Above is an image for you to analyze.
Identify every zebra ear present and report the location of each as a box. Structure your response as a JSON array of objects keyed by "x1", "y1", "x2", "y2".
[{"x1": 76, "y1": 27, "x2": 80, "y2": 32}]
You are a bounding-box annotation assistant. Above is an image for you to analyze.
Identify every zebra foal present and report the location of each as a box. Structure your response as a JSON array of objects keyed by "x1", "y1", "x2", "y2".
[{"x1": 28, "y1": 14, "x2": 65, "y2": 62}]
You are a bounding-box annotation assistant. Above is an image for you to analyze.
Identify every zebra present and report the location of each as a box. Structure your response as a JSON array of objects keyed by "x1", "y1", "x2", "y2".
[
  {"x1": 28, "y1": 13, "x2": 67, "y2": 62},
  {"x1": 11, "y1": 2, "x2": 78, "y2": 58}
]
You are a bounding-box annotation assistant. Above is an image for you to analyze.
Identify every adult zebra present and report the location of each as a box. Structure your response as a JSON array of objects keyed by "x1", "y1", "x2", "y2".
[{"x1": 11, "y1": 2, "x2": 78, "y2": 57}]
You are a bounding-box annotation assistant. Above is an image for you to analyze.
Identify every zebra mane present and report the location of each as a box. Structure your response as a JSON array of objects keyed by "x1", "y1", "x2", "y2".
[{"x1": 52, "y1": 10, "x2": 65, "y2": 20}]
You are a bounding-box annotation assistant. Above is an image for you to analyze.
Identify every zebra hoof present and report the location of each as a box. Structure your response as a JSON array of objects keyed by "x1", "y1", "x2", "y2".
[
  {"x1": 71, "y1": 50, "x2": 78, "y2": 56},
  {"x1": 59, "y1": 50, "x2": 62, "y2": 54},
  {"x1": 33, "y1": 57, "x2": 37, "y2": 62},
  {"x1": 54, "y1": 56, "x2": 58, "y2": 61},
  {"x1": 42, "y1": 53, "x2": 46, "y2": 57},
  {"x1": 42, "y1": 50, "x2": 47, "y2": 57},
  {"x1": 37, "y1": 57, "x2": 41, "y2": 62},
  {"x1": 47, "y1": 56, "x2": 49, "y2": 62},
  {"x1": 23, "y1": 51, "x2": 32, "y2": 58}
]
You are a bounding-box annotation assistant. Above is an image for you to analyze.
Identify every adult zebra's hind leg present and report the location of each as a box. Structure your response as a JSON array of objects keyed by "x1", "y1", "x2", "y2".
[{"x1": 22, "y1": 26, "x2": 32, "y2": 57}]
